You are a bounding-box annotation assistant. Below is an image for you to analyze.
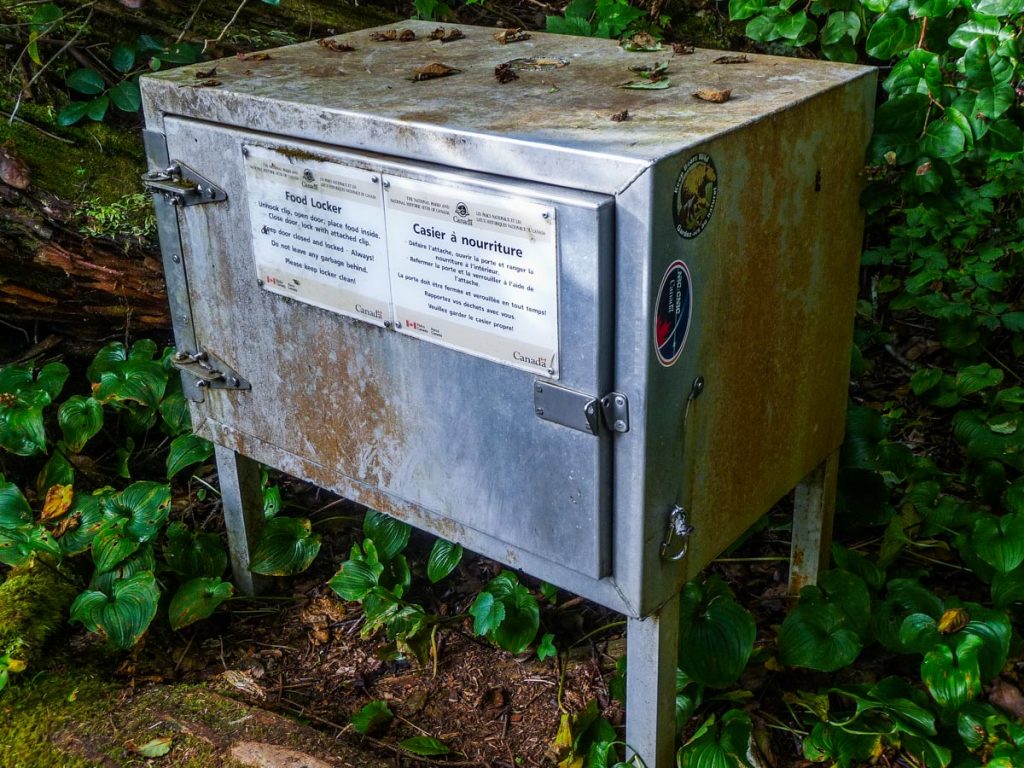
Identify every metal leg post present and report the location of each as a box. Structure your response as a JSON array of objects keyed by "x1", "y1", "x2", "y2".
[
  {"x1": 625, "y1": 591, "x2": 680, "y2": 768},
  {"x1": 789, "y1": 450, "x2": 839, "y2": 595},
  {"x1": 214, "y1": 444, "x2": 269, "y2": 596}
]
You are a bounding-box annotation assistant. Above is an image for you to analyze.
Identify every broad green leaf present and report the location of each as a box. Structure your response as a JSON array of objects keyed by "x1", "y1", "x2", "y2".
[
  {"x1": 678, "y1": 710, "x2": 754, "y2": 768},
  {"x1": 351, "y1": 700, "x2": 393, "y2": 735},
  {"x1": 67, "y1": 68, "x2": 105, "y2": 95},
  {"x1": 70, "y1": 571, "x2": 159, "y2": 649},
  {"x1": 822, "y1": 11, "x2": 861, "y2": 45},
  {"x1": 922, "y1": 118, "x2": 966, "y2": 159},
  {"x1": 94, "y1": 359, "x2": 168, "y2": 410},
  {"x1": 469, "y1": 591, "x2": 506, "y2": 637},
  {"x1": 964, "y1": 37, "x2": 1015, "y2": 89},
  {"x1": 399, "y1": 736, "x2": 451, "y2": 757},
  {"x1": 166, "y1": 433, "x2": 213, "y2": 479},
  {"x1": 909, "y1": 0, "x2": 957, "y2": 16},
  {"x1": 87, "y1": 342, "x2": 128, "y2": 381},
  {"x1": 546, "y1": 14, "x2": 596, "y2": 36},
  {"x1": 992, "y1": 565, "x2": 1024, "y2": 608},
  {"x1": 729, "y1": 0, "x2": 766, "y2": 20},
  {"x1": 803, "y1": 722, "x2": 882, "y2": 765},
  {"x1": 478, "y1": 572, "x2": 540, "y2": 654},
  {"x1": 678, "y1": 575, "x2": 755, "y2": 687},
  {"x1": 873, "y1": 579, "x2": 944, "y2": 652},
  {"x1": 921, "y1": 635, "x2": 983, "y2": 712},
  {"x1": 111, "y1": 43, "x2": 136, "y2": 74},
  {"x1": 35, "y1": 362, "x2": 69, "y2": 400},
  {"x1": 90, "y1": 545, "x2": 155, "y2": 594},
  {"x1": 0, "y1": 524, "x2": 60, "y2": 567},
  {"x1": 86, "y1": 95, "x2": 109, "y2": 122},
  {"x1": 59, "y1": 491, "x2": 112, "y2": 556},
  {"x1": 58, "y1": 396, "x2": 104, "y2": 452},
  {"x1": 778, "y1": 603, "x2": 862, "y2": 671},
  {"x1": 898, "y1": 612, "x2": 941, "y2": 653},
  {"x1": 109, "y1": 79, "x2": 141, "y2": 113},
  {"x1": 948, "y1": 17, "x2": 1010, "y2": 48},
  {"x1": 163, "y1": 522, "x2": 228, "y2": 578},
  {"x1": 249, "y1": 516, "x2": 321, "y2": 576},
  {"x1": 0, "y1": 403, "x2": 47, "y2": 456},
  {"x1": 92, "y1": 517, "x2": 140, "y2": 572},
  {"x1": 158, "y1": 390, "x2": 191, "y2": 435},
  {"x1": 971, "y1": 0, "x2": 1024, "y2": 11},
  {"x1": 865, "y1": 12, "x2": 918, "y2": 60},
  {"x1": 426, "y1": 538, "x2": 463, "y2": 583},
  {"x1": 363, "y1": 509, "x2": 410, "y2": 563},
  {"x1": 168, "y1": 577, "x2": 234, "y2": 630},
  {"x1": 0, "y1": 478, "x2": 32, "y2": 529},
  {"x1": 959, "y1": 607, "x2": 1011, "y2": 681},
  {"x1": 956, "y1": 364, "x2": 1004, "y2": 395},
  {"x1": 776, "y1": 10, "x2": 817, "y2": 44},
  {"x1": 105, "y1": 481, "x2": 171, "y2": 543},
  {"x1": 135, "y1": 738, "x2": 172, "y2": 758},
  {"x1": 970, "y1": 513, "x2": 1024, "y2": 572}
]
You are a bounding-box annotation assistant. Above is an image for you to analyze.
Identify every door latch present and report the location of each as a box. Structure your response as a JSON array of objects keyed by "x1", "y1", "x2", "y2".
[
  {"x1": 171, "y1": 349, "x2": 249, "y2": 392},
  {"x1": 141, "y1": 163, "x2": 227, "y2": 207},
  {"x1": 660, "y1": 505, "x2": 694, "y2": 561}
]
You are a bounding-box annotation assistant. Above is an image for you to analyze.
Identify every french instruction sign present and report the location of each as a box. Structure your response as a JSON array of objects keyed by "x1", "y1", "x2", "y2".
[
  {"x1": 384, "y1": 176, "x2": 559, "y2": 377},
  {"x1": 243, "y1": 144, "x2": 560, "y2": 376},
  {"x1": 244, "y1": 145, "x2": 391, "y2": 326}
]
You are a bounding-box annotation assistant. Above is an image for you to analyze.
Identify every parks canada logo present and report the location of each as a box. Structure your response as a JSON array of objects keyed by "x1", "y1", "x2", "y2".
[
  {"x1": 453, "y1": 202, "x2": 472, "y2": 225},
  {"x1": 672, "y1": 153, "x2": 718, "y2": 239}
]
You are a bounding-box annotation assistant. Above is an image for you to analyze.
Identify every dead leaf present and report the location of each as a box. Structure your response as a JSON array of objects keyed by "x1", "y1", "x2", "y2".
[
  {"x1": 610, "y1": 110, "x2": 629, "y2": 122},
  {"x1": 195, "y1": 67, "x2": 217, "y2": 79},
  {"x1": 673, "y1": 42, "x2": 695, "y2": 55},
  {"x1": 370, "y1": 29, "x2": 415, "y2": 42},
  {"x1": 693, "y1": 87, "x2": 732, "y2": 103},
  {"x1": 52, "y1": 513, "x2": 79, "y2": 538},
  {"x1": 428, "y1": 26, "x2": 464, "y2": 43},
  {"x1": 937, "y1": 607, "x2": 970, "y2": 634},
  {"x1": 621, "y1": 32, "x2": 662, "y2": 52},
  {"x1": 989, "y1": 679, "x2": 1024, "y2": 720},
  {"x1": 40, "y1": 484, "x2": 73, "y2": 522},
  {"x1": 493, "y1": 28, "x2": 530, "y2": 44},
  {"x1": 628, "y1": 61, "x2": 668, "y2": 77},
  {"x1": 494, "y1": 63, "x2": 518, "y2": 84},
  {"x1": 411, "y1": 63, "x2": 461, "y2": 82},
  {"x1": 317, "y1": 38, "x2": 355, "y2": 52},
  {"x1": 505, "y1": 57, "x2": 570, "y2": 71},
  {"x1": 0, "y1": 145, "x2": 30, "y2": 190},
  {"x1": 236, "y1": 51, "x2": 272, "y2": 61},
  {"x1": 182, "y1": 79, "x2": 222, "y2": 88},
  {"x1": 714, "y1": 54, "x2": 750, "y2": 64},
  {"x1": 478, "y1": 687, "x2": 509, "y2": 709}
]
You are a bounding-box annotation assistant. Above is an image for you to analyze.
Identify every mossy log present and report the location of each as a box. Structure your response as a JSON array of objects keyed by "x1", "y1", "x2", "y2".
[{"x1": 0, "y1": 0, "x2": 395, "y2": 344}]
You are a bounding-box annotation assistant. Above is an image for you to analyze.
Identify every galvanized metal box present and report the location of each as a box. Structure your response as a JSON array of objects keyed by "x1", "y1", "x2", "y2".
[{"x1": 141, "y1": 21, "x2": 874, "y2": 765}]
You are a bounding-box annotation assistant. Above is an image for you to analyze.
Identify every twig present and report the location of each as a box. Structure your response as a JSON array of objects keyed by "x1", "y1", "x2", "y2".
[
  {"x1": 176, "y1": 0, "x2": 207, "y2": 43},
  {"x1": 8, "y1": 5, "x2": 95, "y2": 124},
  {"x1": 207, "y1": 0, "x2": 248, "y2": 49},
  {"x1": 7, "y1": 113, "x2": 75, "y2": 143}
]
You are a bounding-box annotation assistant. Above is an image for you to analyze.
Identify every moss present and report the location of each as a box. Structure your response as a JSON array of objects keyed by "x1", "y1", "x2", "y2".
[
  {"x1": 0, "y1": 559, "x2": 78, "y2": 664},
  {"x1": 0, "y1": 666, "x2": 116, "y2": 768},
  {"x1": 0, "y1": 102, "x2": 146, "y2": 206}
]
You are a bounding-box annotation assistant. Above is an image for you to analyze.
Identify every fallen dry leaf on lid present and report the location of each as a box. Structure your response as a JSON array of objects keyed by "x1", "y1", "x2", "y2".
[
  {"x1": 693, "y1": 87, "x2": 732, "y2": 103},
  {"x1": 370, "y1": 29, "x2": 416, "y2": 42},
  {"x1": 673, "y1": 42, "x2": 695, "y2": 55},
  {"x1": 493, "y1": 27, "x2": 531, "y2": 44},
  {"x1": 629, "y1": 61, "x2": 668, "y2": 77},
  {"x1": 713, "y1": 54, "x2": 750, "y2": 64},
  {"x1": 317, "y1": 38, "x2": 355, "y2": 52},
  {"x1": 494, "y1": 63, "x2": 518, "y2": 83},
  {"x1": 505, "y1": 57, "x2": 570, "y2": 71},
  {"x1": 610, "y1": 110, "x2": 630, "y2": 122},
  {"x1": 182, "y1": 79, "x2": 222, "y2": 88},
  {"x1": 411, "y1": 63, "x2": 461, "y2": 82},
  {"x1": 195, "y1": 67, "x2": 217, "y2": 78},
  {"x1": 621, "y1": 32, "x2": 662, "y2": 52},
  {"x1": 237, "y1": 51, "x2": 272, "y2": 61},
  {"x1": 0, "y1": 144, "x2": 30, "y2": 189},
  {"x1": 428, "y1": 26, "x2": 464, "y2": 43}
]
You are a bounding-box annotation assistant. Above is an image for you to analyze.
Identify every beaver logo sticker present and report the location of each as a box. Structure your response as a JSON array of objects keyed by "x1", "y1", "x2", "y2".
[
  {"x1": 654, "y1": 260, "x2": 692, "y2": 367},
  {"x1": 673, "y1": 153, "x2": 718, "y2": 239}
]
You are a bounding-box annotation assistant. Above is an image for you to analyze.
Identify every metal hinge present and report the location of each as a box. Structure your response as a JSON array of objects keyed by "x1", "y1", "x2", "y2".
[
  {"x1": 171, "y1": 349, "x2": 250, "y2": 394},
  {"x1": 534, "y1": 381, "x2": 629, "y2": 435},
  {"x1": 660, "y1": 505, "x2": 694, "y2": 561},
  {"x1": 141, "y1": 163, "x2": 227, "y2": 207}
]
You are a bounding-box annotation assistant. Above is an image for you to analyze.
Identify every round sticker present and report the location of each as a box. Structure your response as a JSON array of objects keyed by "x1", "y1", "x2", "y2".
[
  {"x1": 654, "y1": 260, "x2": 692, "y2": 367},
  {"x1": 672, "y1": 153, "x2": 718, "y2": 239}
]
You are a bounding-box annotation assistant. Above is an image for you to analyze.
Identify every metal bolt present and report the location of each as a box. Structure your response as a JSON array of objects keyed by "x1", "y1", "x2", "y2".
[
  {"x1": 371, "y1": 176, "x2": 379, "y2": 184},
  {"x1": 394, "y1": 320, "x2": 402, "y2": 328},
  {"x1": 585, "y1": 404, "x2": 595, "y2": 415},
  {"x1": 257, "y1": 279, "x2": 264, "y2": 287},
  {"x1": 196, "y1": 380, "x2": 208, "y2": 388},
  {"x1": 547, "y1": 367, "x2": 555, "y2": 376},
  {"x1": 691, "y1": 376, "x2": 705, "y2": 399},
  {"x1": 226, "y1": 376, "x2": 239, "y2": 387},
  {"x1": 180, "y1": 314, "x2": 189, "y2": 323},
  {"x1": 535, "y1": 383, "x2": 543, "y2": 393},
  {"x1": 384, "y1": 321, "x2": 393, "y2": 330},
  {"x1": 614, "y1": 419, "x2": 626, "y2": 431},
  {"x1": 172, "y1": 254, "x2": 180, "y2": 263},
  {"x1": 614, "y1": 395, "x2": 625, "y2": 407},
  {"x1": 536, "y1": 407, "x2": 544, "y2": 416},
  {"x1": 542, "y1": 212, "x2": 550, "y2": 220},
  {"x1": 382, "y1": 179, "x2": 391, "y2": 189},
  {"x1": 174, "y1": 351, "x2": 188, "y2": 362}
]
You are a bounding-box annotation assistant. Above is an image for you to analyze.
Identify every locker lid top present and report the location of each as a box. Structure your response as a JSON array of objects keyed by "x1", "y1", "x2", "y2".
[{"x1": 140, "y1": 20, "x2": 874, "y2": 194}]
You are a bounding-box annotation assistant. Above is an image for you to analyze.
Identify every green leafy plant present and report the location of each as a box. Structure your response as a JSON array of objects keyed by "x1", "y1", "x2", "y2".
[{"x1": 469, "y1": 570, "x2": 541, "y2": 654}]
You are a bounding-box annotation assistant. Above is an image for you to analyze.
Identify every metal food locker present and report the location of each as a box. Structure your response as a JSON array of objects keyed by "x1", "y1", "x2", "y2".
[{"x1": 140, "y1": 21, "x2": 875, "y2": 766}]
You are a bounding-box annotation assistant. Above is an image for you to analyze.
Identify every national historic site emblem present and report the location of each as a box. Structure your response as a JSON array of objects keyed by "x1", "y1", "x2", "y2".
[{"x1": 672, "y1": 153, "x2": 718, "y2": 239}]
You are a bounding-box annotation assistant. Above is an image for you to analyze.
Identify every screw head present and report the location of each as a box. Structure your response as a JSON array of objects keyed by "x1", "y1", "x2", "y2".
[
  {"x1": 371, "y1": 175, "x2": 379, "y2": 183},
  {"x1": 196, "y1": 380, "x2": 208, "y2": 389},
  {"x1": 547, "y1": 367, "x2": 555, "y2": 376},
  {"x1": 536, "y1": 407, "x2": 544, "y2": 416},
  {"x1": 382, "y1": 179, "x2": 391, "y2": 189},
  {"x1": 257, "y1": 279, "x2": 264, "y2": 287},
  {"x1": 691, "y1": 376, "x2": 705, "y2": 398},
  {"x1": 614, "y1": 395, "x2": 625, "y2": 407},
  {"x1": 172, "y1": 254, "x2": 181, "y2": 263},
  {"x1": 384, "y1": 321, "x2": 393, "y2": 329},
  {"x1": 614, "y1": 419, "x2": 626, "y2": 431}
]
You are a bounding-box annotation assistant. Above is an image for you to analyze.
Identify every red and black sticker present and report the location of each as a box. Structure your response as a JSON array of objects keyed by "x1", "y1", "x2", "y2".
[
  {"x1": 672, "y1": 153, "x2": 718, "y2": 239},
  {"x1": 654, "y1": 260, "x2": 692, "y2": 367}
]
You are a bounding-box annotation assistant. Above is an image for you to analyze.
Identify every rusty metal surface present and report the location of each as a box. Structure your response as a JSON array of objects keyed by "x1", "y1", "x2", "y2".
[
  {"x1": 164, "y1": 117, "x2": 617, "y2": 583},
  {"x1": 141, "y1": 21, "x2": 873, "y2": 195}
]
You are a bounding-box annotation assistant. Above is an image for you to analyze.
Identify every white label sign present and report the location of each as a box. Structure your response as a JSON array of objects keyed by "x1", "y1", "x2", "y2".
[
  {"x1": 385, "y1": 176, "x2": 559, "y2": 376},
  {"x1": 243, "y1": 145, "x2": 561, "y2": 376},
  {"x1": 243, "y1": 145, "x2": 391, "y2": 326}
]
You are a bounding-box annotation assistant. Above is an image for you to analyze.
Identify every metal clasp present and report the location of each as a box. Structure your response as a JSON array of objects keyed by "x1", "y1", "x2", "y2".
[
  {"x1": 141, "y1": 163, "x2": 227, "y2": 207},
  {"x1": 171, "y1": 349, "x2": 249, "y2": 393},
  {"x1": 660, "y1": 505, "x2": 693, "y2": 561}
]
